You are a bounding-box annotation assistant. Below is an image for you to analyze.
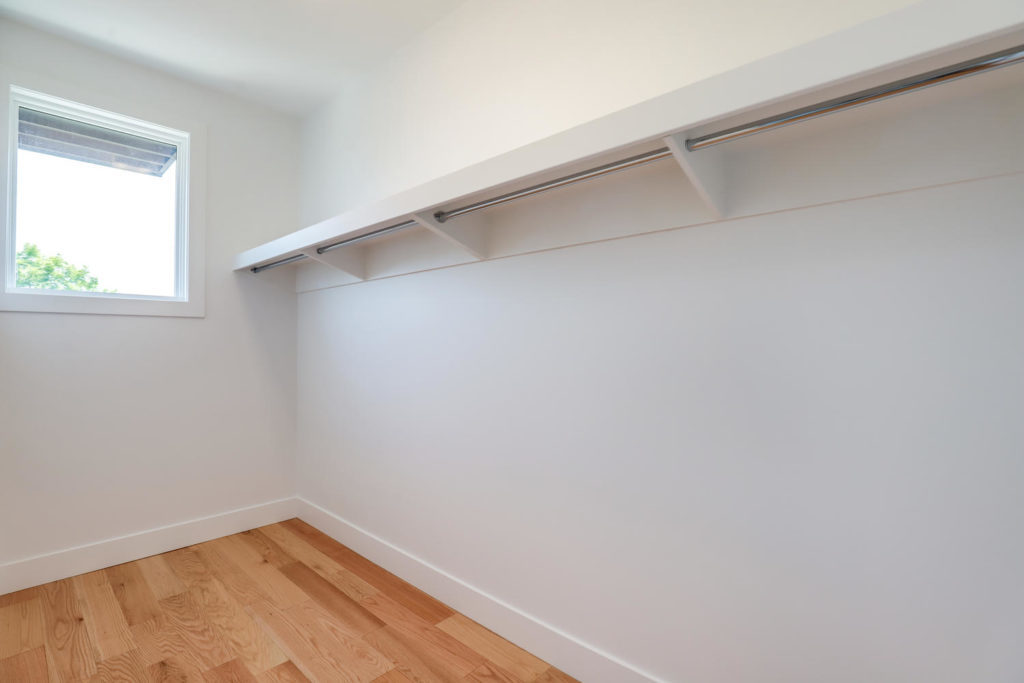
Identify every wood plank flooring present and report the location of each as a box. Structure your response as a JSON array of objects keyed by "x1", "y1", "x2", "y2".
[{"x1": 0, "y1": 519, "x2": 580, "y2": 683}]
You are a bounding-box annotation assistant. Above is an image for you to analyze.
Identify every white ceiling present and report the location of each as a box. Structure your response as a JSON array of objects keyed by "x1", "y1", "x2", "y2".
[{"x1": 0, "y1": 0, "x2": 466, "y2": 113}]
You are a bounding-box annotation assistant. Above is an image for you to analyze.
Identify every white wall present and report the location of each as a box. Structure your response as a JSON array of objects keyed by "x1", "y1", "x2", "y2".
[
  {"x1": 0, "y1": 19, "x2": 299, "y2": 577},
  {"x1": 292, "y1": 2, "x2": 1024, "y2": 681},
  {"x1": 297, "y1": 174, "x2": 1024, "y2": 683},
  {"x1": 300, "y1": 0, "x2": 916, "y2": 224}
]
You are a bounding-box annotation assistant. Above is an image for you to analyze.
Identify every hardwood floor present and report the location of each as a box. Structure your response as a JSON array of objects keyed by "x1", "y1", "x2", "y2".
[{"x1": 0, "y1": 519, "x2": 580, "y2": 683}]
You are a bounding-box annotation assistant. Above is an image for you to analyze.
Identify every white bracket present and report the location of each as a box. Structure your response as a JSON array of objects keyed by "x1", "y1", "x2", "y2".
[
  {"x1": 411, "y1": 212, "x2": 487, "y2": 260},
  {"x1": 665, "y1": 133, "x2": 728, "y2": 219},
  {"x1": 301, "y1": 247, "x2": 366, "y2": 280}
]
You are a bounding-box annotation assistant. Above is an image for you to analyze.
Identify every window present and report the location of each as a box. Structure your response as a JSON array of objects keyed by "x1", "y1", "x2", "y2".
[{"x1": 3, "y1": 86, "x2": 203, "y2": 316}]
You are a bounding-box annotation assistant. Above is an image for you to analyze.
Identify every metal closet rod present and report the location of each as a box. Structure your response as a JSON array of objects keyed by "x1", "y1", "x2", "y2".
[
  {"x1": 251, "y1": 43, "x2": 1024, "y2": 273},
  {"x1": 687, "y1": 43, "x2": 1024, "y2": 150},
  {"x1": 432, "y1": 149, "x2": 674, "y2": 223},
  {"x1": 254, "y1": 149, "x2": 673, "y2": 271},
  {"x1": 251, "y1": 220, "x2": 417, "y2": 271}
]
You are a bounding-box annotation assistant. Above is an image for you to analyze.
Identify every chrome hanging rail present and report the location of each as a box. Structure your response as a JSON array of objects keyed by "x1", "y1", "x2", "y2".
[
  {"x1": 251, "y1": 220, "x2": 417, "y2": 272},
  {"x1": 687, "y1": 43, "x2": 1024, "y2": 150},
  {"x1": 251, "y1": 253, "x2": 307, "y2": 273},
  {"x1": 250, "y1": 151, "x2": 672, "y2": 272},
  {"x1": 317, "y1": 219, "x2": 417, "y2": 255},
  {"x1": 433, "y1": 149, "x2": 674, "y2": 223},
  {"x1": 251, "y1": 43, "x2": 1024, "y2": 273}
]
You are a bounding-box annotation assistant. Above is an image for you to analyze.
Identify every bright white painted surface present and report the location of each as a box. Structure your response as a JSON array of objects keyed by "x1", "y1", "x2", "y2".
[
  {"x1": 238, "y1": 0, "x2": 1024, "y2": 271},
  {"x1": 291, "y1": 4, "x2": 1024, "y2": 679},
  {"x1": 296, "y1": 497, "x2": 660, "y2": 682},
  {"x1": 0, "y1": 498, "x2": 297, "y2": 595},
  {"x1": 289, "y1": 60, "x2": 1024, "y2": 293},
  {"x1": 0, "y1": 19, "x2": 299, "y2": 567},
  {"x1": 0, "y1": 0, "x2": 465, "y2": 112},
  {"x1": 297, "y1": 175, "x2": 1024, "y2": 682},
  {"x1": 301, "y1": 0, "x2": 924, "y2": 224}
]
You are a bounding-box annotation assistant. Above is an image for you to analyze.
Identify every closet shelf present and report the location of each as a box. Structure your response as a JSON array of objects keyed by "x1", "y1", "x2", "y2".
[{"x1": 234, "y1": 2, "x2": 1024, "y2": 275}]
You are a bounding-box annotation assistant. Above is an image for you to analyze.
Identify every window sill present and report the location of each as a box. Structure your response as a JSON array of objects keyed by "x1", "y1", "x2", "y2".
[{"x1": 0, "y1": 289, "x2": 204, "y2": 317}]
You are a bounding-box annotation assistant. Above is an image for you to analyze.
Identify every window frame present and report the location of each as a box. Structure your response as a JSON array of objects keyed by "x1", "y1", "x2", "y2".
[{"x1": 1, "y1": 85, "x2": 204, "y2": 317}]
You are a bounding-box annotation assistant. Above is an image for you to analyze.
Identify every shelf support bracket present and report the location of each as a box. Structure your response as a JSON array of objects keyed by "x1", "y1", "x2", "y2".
[
  {"x1": 301, "y1": 248, "x2": 366, "y2": 280},
  {"x1": 665, "y1": 133, "x2": 727, "y2": 219},
  {"x1": 411, "y1": 212, "x2": 487, "y2": 260}
]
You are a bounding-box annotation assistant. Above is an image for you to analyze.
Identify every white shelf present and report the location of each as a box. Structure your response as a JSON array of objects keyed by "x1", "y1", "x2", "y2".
[{"x1": 234, "y1": 0, "x2": 1024, "y2": 275}]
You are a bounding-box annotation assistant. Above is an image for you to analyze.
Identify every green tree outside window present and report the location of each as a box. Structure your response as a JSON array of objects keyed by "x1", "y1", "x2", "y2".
[{"x1": 15, "y1": 243, "x2": 112, "y2": 292}]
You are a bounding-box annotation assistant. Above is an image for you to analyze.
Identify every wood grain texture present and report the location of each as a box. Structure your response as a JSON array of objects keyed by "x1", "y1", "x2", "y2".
[
  {"x1": 279, "y1": 520, "x2": 454, "y2": 623},
  {"x1": 0, "y1": 596, "x2": 44, "y2": 659},
  {"x1": 256, "y1": 660, "x2": 309, "y2": 683},
  {"x1": 132, "y1": 617, "x2": 209, "y2": 679},
  {"x1": 202, "y1": 658, "x2": 258, "y2": 682},
  {"x1": 359, "y1": 593, "x2": 483, "y2": 674},
  {"x1": 73, "y1": 571, "x2": 136, "y2": 660},
  {"x1": 533, "y1": 668, "x2": 581, "y2": 683},
  {"x1": 362, "y1": 626, "x2": 465, "y2": 683},
  {"x1": 137, "y1": 556, "x2": 188, "y2": 600},
  {"x1": 106, "y1": 563, "x2": 162, "y2": 627},
  {"x1": 186, "y1": 573, "x2": 287, "y2": 675},
  {"x1": 0, "y1": 520, "x2": 576, "y2": 683},
  {"x1": 163, "y1": 547, "x2": 214, "y2": 588},
  {"x1": 147, "y1": 655, "x2": 205, "y2": 682},
  {"x1": 208, "y1": 537, "x2": 308, "y2": 609},
  {"x1": 249, "y1": 600, "x2": 393, "y2": 683},
  {"x1": 0, "y1": 646, "x2": 49, "y2": 680},
  {"x1": 278, "y1": 562, "x2": 383, "y2": 637},
  {"x1": 157, "y1": 592, "x2": 235, "y2": 670},
  {"x1": 258, "y1": 524, "x2": 378, "y2": 602},
  {"x1": 237, "y1": 530, "x2": 296, "y2": 570},
  {"x1": 193, "y1": 543, "x2": 274, "y2": 609},
  {"x1": 0, "y1": 586, "x2": 39, "y2": 609},
  {"x1": 465, "y1": 662, "x2": 523, "y2": 683},
  {"x1": 39, "y1": 578, "x2": 99, "y2": 681},
  {"x1": 437, "y1": 614, "x2": 549, "y2": 683},
  {"x1": 87, "y1": 648, "x2": 150, "y2": 682},
  {"x1": 371, "y1": 670, "x2": 414, "y2": 683}
]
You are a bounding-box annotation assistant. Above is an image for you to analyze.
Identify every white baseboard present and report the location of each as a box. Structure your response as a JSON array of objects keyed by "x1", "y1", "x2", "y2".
[
  {"x1": 0, "y1": 497, "x2": 298, "y2": 595},
  {"x1": 295, "y1": 497, "x2": 667, "y2": 683},
  {"x1": 2, "y1": 495, "x2": 666, "y2": 682}
]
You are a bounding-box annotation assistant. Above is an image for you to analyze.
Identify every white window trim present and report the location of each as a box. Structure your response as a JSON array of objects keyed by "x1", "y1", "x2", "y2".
[{"x1": 1, "y1": 85, "x2": 205, "y2": 317}]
